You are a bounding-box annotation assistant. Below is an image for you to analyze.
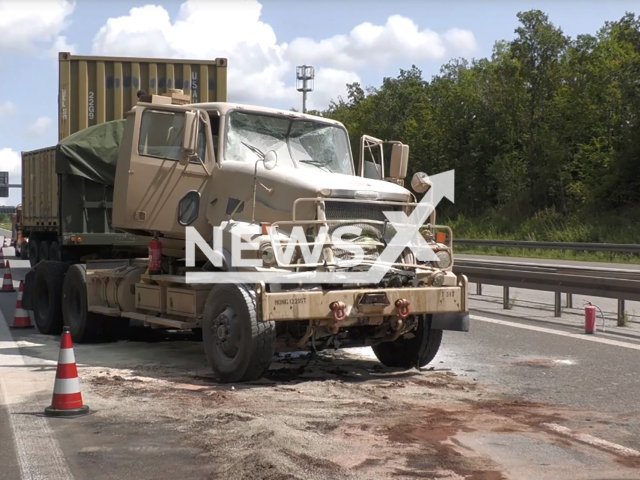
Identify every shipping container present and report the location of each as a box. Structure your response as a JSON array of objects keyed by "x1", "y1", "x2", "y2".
[{"x1": 58, "y1": 52, "x2": 228, "y2": 140}]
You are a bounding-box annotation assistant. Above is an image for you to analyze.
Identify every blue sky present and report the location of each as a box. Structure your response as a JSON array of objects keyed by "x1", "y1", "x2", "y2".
[{"x1": 1, "y1": 0, "x2": 638, "y2": 206}]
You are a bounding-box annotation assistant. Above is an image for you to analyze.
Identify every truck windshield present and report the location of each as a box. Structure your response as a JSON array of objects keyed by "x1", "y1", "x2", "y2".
[{"x1": 224, "y1": 111, "x2": 354, "y2": 175}]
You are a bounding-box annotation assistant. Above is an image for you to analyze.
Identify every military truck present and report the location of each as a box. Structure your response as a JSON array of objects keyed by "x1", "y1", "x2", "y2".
[
  {"x1": 19, "y1": 52, "x2": 228, "y2": 266},
  {"x1": 25, "y1": 90, "x2": 469, "y2": 383}
]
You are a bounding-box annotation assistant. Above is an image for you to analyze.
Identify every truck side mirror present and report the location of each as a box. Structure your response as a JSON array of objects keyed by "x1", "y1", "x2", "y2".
[
  {"x1": 389, "y1": 143, "x2": 409, "y2": 179},
  {"x1": 182, "y1": 111, "x2": 199, "y2": 155}
]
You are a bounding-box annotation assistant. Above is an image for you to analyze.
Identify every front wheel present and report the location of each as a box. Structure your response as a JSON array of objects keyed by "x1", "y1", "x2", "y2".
[
  {"x1": 202, "y1": 284, "x2": 276, "y2": 383},
  {"x1": 372, "y1": 315, "x2": 443, "y2": 369}
]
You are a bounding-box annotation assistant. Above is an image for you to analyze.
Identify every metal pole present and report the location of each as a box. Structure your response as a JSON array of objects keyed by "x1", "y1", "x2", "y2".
[
  {"x1": 302, "y1": 89, "x2": 307, "y2": 114},
  {"x1": 503, "y1": 286, "x2": 510, "y2": 309},
  {"x1": 554, "y1": 292, "x2": 562, "y2": 317},
  {"x1": 566, "y1": 293, "x2": 573, "y2": 309},
  {"x1": 476, "y1": 283, "x2": 482, "y2": 296},
  {"x1": 618, "y1": 299, "x2": 626, "y2": 326}
]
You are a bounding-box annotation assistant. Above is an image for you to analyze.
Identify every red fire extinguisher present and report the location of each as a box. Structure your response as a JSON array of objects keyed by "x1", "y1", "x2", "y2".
[
  {"x1": 148, "y1": 236, "x2": 163, "y2": 275},
  {"x1": 585, "y1": 305, "x2": 597, "y2": 334}
]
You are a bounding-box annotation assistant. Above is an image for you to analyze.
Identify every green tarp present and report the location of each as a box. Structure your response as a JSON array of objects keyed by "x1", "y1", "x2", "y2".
[{"x1": 55, "y1": 119, "x2": 126, "y2": 186}]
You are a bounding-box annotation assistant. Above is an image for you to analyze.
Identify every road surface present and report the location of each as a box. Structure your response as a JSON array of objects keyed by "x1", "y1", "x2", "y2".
[{"x1": 1, "y1": 248, "x2": 639, "y2": 479}]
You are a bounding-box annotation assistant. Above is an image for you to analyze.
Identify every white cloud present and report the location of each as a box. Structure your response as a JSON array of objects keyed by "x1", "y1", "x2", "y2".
[
  {"x1": 91, "y1": 0, "x2": 477, "y2": 110},
  {"x1": 287, "y1": 15, "x2": 453, "y2": 71},
  {"x1": 0, "y1": 148, "x2": 20, "y2": 206},
  {"x1": 443, "y1": 28, "x2": 479, "y2": 57},
  {"x1": 0, "y1": 101, "x2": 14, "y2": 118},
  {"x1": 0, "y1": 0, "x2": 75, "y2": 54},
  {"x1": 49, "y1": 35, "x2": 78, "y2": 59},
  {"x1": 27, "y1": 117, "x2": 53, "y2": 137}
]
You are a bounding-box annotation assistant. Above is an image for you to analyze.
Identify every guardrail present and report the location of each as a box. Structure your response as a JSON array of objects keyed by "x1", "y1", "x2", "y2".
[
  {"x1": 454, "y1": 239, "x2": 640, "y2": 254},
  {"x1": 452, "y1": 258, "x2": 640, "y2": 324}
]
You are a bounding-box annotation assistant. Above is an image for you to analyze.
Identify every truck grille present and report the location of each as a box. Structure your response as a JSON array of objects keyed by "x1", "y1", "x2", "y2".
[{"x1": 323, "y1": 201, "x2": 404, "y2": 263}]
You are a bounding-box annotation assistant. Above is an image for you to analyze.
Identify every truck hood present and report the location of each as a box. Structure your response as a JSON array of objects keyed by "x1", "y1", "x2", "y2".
[{"x1": 279, "y1": 168, "x2": 412, "y2": 202}]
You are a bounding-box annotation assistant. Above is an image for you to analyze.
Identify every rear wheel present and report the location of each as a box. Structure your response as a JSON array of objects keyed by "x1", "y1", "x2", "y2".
[
  {"x1": 49, "y1": 241, "x2": 62, "y2": 262},
  {"x1": 62, "y1": 264, "x2": 118, "y2": 343},
  {"x1": 28, "y1": 239, "x2": 39, "y2": 267},
  {"x1": 32, "y1": 261, "x2": 69, "y2": 335},
  {"x1": 20, "y1": 241, "x2": 28, "y2": 260},
  {"x1": 38, "y1": 240, "x2": 51, "y2": 262},
  {"x1": 372, "y1": 315, "x2": 443, "y2": 369},
  {"x1": 202, "y1": 284, "x2": 276, "y2": 383}
]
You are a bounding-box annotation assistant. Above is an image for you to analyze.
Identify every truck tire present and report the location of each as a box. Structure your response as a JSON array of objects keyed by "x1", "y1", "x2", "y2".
[
  {"x1": 39, "y1": 240, "x2": 51, "y2": 262},
  {"x1": 28, "y1": 239, "x2": 39, "y2": 267},
  {"x1": 62, "y1": 264, "x2": 115, "y2": 343},
  {"x1": 32, "y1": 261, "x2": 69, "y2": 335},
  {"x1": 202, "y1": 284, "x2": 276, "y2": 383},
  {"x1": 372, "y1": 316, "x2": 443, "y2": 369},
  {"x1": 20, "y1": 241, "x2": 28, "y2": 260},
  {"x1": 49, "y1": 241, "x2": 62, "y2": 262}
]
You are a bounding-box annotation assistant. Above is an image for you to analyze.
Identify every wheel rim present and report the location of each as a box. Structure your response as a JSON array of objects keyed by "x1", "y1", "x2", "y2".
[{"x1": 211, "y1": 306, "x2": 241, "y2": 360}]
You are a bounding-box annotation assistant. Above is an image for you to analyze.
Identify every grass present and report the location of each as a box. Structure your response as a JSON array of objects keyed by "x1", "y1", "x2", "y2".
[
  {"x1": 0, "y1": 222, "x2": 10, "y2": 231},
  {"x1": 444, "y1": 207, "x2": 640, "y2": 265}
]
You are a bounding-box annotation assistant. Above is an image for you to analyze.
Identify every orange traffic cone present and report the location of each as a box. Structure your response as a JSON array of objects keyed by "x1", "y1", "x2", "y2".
[
  {"x1": 1, "y1": 261, "x2": 14, "y2": 292},
  {"x1": 44, "y1": 327, "x2": 90, "y2": 417},
  {"x1": 10, "y1": 281, "x2": 32, "y2": 329}
]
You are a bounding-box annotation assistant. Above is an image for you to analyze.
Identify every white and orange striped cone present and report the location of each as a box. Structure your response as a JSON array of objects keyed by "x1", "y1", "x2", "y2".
[
  {"x1": 1, "y1": 261, "x2": 14, "y2": 292},
  {"x1": 10, "y1": 281, "x2": 32, "y2": 329},
  {"x1": 44, "y1": 327, "x2": 90, "y2": 417}
]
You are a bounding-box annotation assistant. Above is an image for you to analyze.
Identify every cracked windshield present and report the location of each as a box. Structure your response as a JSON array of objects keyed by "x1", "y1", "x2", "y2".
[{"x1": 225, "y1": 111, "x2": 353, "y2": 175}]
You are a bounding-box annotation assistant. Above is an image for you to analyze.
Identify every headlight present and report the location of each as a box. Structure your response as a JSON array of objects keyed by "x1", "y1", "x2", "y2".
[
  {"x1": 435, "y1": 250, "x2": 452, "y2": 269},
  {"x1": 261, "y1": 245, "x2": 277, "y2": 267}
]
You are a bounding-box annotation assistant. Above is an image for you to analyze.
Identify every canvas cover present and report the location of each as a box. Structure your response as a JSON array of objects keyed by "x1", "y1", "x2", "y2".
[{"x1": 55, "y1": 119, "x2": 125, "y2": 185}]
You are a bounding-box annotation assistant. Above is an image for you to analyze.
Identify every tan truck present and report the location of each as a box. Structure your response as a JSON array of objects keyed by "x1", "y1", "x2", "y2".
[{"x1": 24, "y1": 90, "x2": 469, "y2": 383}]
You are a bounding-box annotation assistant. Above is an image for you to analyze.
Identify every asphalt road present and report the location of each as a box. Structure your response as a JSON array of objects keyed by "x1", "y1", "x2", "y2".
[
  {"x1": 2, "y1": 247, "x2": 640, "y2": 478},
  {"x1": 0, "y1": 382, "x2": 21, "y2": 480}
]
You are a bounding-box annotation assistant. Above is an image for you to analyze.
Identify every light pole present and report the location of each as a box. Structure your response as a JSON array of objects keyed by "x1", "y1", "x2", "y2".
[{"x1": 296, "y1": 65, "x2": 314, "y2": 113}]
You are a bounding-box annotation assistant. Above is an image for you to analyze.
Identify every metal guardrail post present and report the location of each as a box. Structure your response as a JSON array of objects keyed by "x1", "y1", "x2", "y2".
[
  {"x1": 503, "y1": 286, "x2": 510, "y2": 309},
  {"x1": 476, "y1": 283, "x2": 482, "y2": 295},
  {"x1": 618, "y1": 299, "x2": 626, "y2": 326},
  {"x1": 554, "y1": 292, "x2": 562, "y2": 317},
  {"x1": 566, "y1": 293, "x2": 573, "y2": 309}
]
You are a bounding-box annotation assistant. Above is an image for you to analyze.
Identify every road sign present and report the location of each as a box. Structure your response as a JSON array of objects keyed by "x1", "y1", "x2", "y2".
[{"x1": 0, "y1": 172, "x2": 7, "y2": 198}]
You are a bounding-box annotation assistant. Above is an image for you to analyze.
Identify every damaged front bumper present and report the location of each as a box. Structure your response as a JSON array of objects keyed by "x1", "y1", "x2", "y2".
[{"x1": 255, "y1": 274, "x2": 469, "y2": 332}]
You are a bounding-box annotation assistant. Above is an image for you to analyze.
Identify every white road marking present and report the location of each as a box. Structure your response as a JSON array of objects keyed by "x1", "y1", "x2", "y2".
[
  {"x1": 542, "y1": 423, "x2": 640, "y2": 457},
  {"x1": 471, "y1": 315, "x2": 640, "y2": 351},
  {"x1": 0, "y1": 307, "x2": 74, "y2": 480}
]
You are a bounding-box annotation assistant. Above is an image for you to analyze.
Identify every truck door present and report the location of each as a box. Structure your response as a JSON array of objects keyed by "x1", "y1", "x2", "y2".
[{"x1": 112, "y1": 104, "x2": 215, "y2": 237}]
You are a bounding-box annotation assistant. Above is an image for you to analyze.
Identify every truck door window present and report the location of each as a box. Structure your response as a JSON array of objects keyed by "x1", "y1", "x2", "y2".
[{"x1": 139, "y1": 110, "x2": 206, "y2": 163}]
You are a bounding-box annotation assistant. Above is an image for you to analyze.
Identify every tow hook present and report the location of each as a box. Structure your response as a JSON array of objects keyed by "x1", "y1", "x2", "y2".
[
  {"x1": 329, "y1": 301, "x2": 347, "y2": 322},
  {"x1": 395, "y1": 299, "x2": 411, "y2": 319}
]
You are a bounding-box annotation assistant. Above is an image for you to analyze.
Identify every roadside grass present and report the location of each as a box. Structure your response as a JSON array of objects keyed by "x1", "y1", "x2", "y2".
[
  {"x1": 445, "y1": 207, "x2": 640, "y2": 265},
  {"x1": 0, "y1": 221, "x2": 10, "y2": 231}
]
